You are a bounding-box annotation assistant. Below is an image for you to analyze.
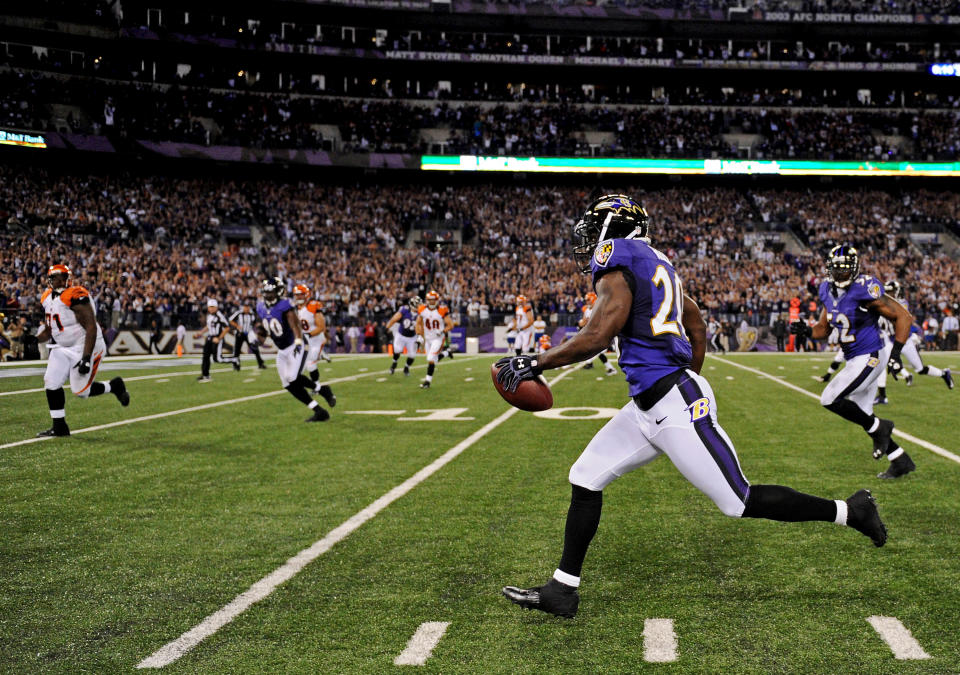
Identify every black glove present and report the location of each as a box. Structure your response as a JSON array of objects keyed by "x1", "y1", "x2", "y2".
[
  {"x1": 293, "y1": 340, "x2": 303, "y2": 358},
  {"x1": 495, "y1": 355, "x2": 541, "y2": 393},
  {"x1": 887, "y1": 341, "x2": 904, "y2": 380},
  {"x1": 77, "y1": 355, "x2": 91, "y2": 375},
  {"x1": 790, "y1": 321, "x2": 811, "y2": 340}
]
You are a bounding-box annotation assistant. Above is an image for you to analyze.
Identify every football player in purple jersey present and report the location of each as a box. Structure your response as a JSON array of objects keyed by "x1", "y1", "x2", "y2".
[
  {"x1": 257, "y1": 277, "x2": 337, "y2": 422},
  {"x1": 791, "y1": 246, "x2": 917, "y2": 479},
  {"x1": 385, "y1": 296, "x2": 421, "y2": 376},
  {"x1": 496, "y1": 195, "x2": 887, "y2": 619}
]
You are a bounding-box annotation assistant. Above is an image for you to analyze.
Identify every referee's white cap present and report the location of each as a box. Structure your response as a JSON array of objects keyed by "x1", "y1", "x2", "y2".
[{"x1": 207, "y1": 299, "x2": 218, "y2": 308}]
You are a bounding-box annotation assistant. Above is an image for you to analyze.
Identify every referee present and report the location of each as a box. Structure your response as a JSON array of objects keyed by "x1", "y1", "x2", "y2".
[
  {"x1": 230, "y1": 302, "x2": 266, "y2": 369},
  {"x1": 195, "y1": 299, "x2": 240, "y2": 381}
]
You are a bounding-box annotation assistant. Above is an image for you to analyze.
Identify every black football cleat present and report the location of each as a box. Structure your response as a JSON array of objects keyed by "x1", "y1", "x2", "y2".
[
  {"x1": 845, "y1": 489, "x2": 887, "y2": 547},
  {"x1": 389, "y1": 363, "x2": 397, "y2": 375},
  {"x1": 232, "y1": 360, "x2": 241, "y2": 372},
  {"x1": 873, "y1": 396, "x2": 888, "y2": 406},
  {"x1": 37, "y1": 419, "x2": 70, "y2": 437},
  {"x1": 502, "y1": 579, "x2": 579, "y2": 618},
  {"x1": 943, "y1": 369, "x2": 954, "y2": 390},
  {"x1": 403, "y1": 367, "x2": 410, "y2": 377},
  {"x1": 582, "y1": 362, "x2": 594, "y2": 370},
  {"x1": 317, "y1": 384, "x2": 337, "y2": 408},
  {"x1": 306, "y1": 406, "x2": 330, "y2": 422},
  {"x1": 819, "y1": 373, "x2": 832, "y2": 383},
  {"x1": 904, "y1": 373, "x2": 914, "y2": 387},
  {"x1": 870, "y1": 418, "x2": 894, "y2": 459},
  {"x1": 419, "y1": 380, "x2": 431, "y2": 389},
  {"x1": 878, "y1": 453, "x2": 916, "y2": 480},
  {"x1": 258, "y1": 363, "x2": 267, "y2": 369},
  {"x1": 197, "y1": 375, "x2": 211, "y2": 382},
  {"x1": 110, "y1": 377, "x2": 130, "y2": 406}
]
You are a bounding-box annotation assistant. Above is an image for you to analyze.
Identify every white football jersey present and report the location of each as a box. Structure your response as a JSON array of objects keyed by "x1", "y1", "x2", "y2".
[
  {"x1": 419, "y1": 304, "x2": 449, "y2": 339},
  {"x1": 41, "y1": 286, "x2": 102, "y2": 348},
  {"x1": 515, "y1": 303, "x2": 533, "y2": 331},
  {"x1": 298, "y1": 300, "x2": 323, "y2": 335}
]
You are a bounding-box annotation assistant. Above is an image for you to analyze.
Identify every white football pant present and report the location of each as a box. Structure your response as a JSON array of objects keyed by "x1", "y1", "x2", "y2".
[{"x1": 569, "y1": 370, "x2": 750, "y2": 518}]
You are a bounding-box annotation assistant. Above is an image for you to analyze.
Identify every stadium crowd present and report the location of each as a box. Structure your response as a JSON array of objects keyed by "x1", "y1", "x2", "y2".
[
  {"x1": 5, "y1": 67, "x2": 960, "y2": 160},
  {"x1": 2, "y1": 167, "x2": 959, "y2": 356}
]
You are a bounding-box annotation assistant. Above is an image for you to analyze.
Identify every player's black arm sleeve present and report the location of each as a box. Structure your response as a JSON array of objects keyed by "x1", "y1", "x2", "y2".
[
  {"x1": 867, "y1": 295, "x2": 914, "y2": 346},
  {"x1": 681, "y1": 294, "x2": 706, "y2": 375},
  {"x1": 538, "y1": 271, "x2": 632, "y2": 371},
  {"x1": 809, "y1": 307, "x2": 830, "y2": 340}
]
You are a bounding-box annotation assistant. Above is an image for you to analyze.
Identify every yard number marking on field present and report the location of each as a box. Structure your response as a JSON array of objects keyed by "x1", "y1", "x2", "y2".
[
  {"x1": 393, "y1": 622, "x2": 450, "y2": 666},
  {"x1": 1, "y1": 357, "x2": 488, "y2": 451},
  {"x1": 712, "y1": 356, "x2": 960, "y2": 466},
  {"x1": 643, "y1": 619, "x2": 678, "y2": 663},
  {"x1": 866, "y1": 616, "x2": 931, "y2": 660},
  {"x1": 136, "y1": 364, "x2": 582, "y2": 668}
]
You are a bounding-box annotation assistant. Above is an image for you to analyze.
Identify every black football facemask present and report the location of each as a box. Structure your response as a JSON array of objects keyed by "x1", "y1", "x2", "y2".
[
  {"x1": 827, "y1": 245, "x2": 860, "y2": 289},
  {"x1": 572, "y1": 194, "x2": 650, "y2": 274},
  {"x1": 261, "y1": 277, "x2": 282, "y2": 306}
]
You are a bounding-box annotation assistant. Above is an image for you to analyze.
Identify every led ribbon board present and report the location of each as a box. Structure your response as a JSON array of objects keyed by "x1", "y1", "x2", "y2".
[
  {"x1": 0, "y1": 129, "x2": 47, "y2": 148},
  {"x1": 421, "y1": 156, "x2": 960, "y2": 177}
]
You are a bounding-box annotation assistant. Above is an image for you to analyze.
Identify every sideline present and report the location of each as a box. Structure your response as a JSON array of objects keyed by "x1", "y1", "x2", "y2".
[
  {"x1": 711, "y1": 355, "x2": 960, "y2": 466},
  {"x1": 136, "y1": 363, "x2": 582, "y2": 669},
  {"x1": 0, "y1": 356, "x2": 487, "y2": 451}
]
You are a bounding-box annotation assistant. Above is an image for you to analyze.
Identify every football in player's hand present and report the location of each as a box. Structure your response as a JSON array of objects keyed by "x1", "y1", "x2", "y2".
[{"x1": 490, "y1": 362, "x2": 553, "y2": 412}]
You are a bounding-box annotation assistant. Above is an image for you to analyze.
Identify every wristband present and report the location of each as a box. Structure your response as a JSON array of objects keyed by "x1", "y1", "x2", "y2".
[
  {"x1": 294, "y1": 338, "x2": 303, "y2": 347},
  {"x1": 890, "y1": 341, "x2": 904, "y2": 359}
]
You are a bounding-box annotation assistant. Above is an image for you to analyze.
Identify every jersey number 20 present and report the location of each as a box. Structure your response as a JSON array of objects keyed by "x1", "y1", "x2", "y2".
[{"x1": 650, "y1": 265, "x2": 686, "y2": 338}]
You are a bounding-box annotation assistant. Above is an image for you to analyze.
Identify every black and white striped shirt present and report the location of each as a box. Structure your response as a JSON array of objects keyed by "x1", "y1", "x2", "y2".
[
  {"x1": 229, "y1": 308, "x2": 256, "y2": 334},
  {"x1": 206, "y1": 310, "x2": 230, "y2": 337}
]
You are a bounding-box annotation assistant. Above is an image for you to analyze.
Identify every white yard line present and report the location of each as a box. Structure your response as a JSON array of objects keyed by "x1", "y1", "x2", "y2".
[
  {"x1": 136, "y1": 364, "x2": 581, "y2": 669},
  {"x1": 0, "y1": 367, "x2": 236, "y2": 397},
  {"x1": 0, "y1": 356, "x2": 488, "y2": 451},
  {"x1": 643, "y1": 619, "x2": 678, "y2": 663},
  {"x1": 866, "y1": 616, "x2": 931, "y2": 660},
  {"x1": 393, "y1": 622, "x2": 451, "y2": 666},
  {"x1": 0, "y1": 355, "x2": 379, "y2": 397},
  {"x1": 712, "y1": 356, "x2": 960, "y2": 466}
]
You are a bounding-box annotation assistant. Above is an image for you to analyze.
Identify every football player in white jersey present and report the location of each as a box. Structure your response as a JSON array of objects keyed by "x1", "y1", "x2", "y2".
[
  {"x1": 509, "y1": 294, "x2": 535, "y2": 356},
  {"x1": 416, "y1": 290, "x2": 454, "y2": 389},
  {"x1": 36, "y1": 264, "x2": 130, "y2": 437},
  {"x1": 875, "y1": 281, "x2": 953, "y2": 400},
  {"x1": 293, "y1": 284, "x2": 331, "y2": 386}
]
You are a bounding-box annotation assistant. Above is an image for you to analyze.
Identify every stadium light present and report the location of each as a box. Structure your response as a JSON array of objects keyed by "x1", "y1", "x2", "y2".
[{"x1": 421, "y1": 155, "x2": 960, "y2": 177}]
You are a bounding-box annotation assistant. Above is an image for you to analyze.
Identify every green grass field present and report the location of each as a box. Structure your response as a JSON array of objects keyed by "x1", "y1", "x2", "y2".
[{"x1": 1, "y1": 351, "x2": 959, "y2": 673}]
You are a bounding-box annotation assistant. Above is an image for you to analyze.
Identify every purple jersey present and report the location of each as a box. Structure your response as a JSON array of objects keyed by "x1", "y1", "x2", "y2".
[
  {"x1": 590, "y1": 238, "x2": 693, "y2": 397},
  {"x1": 398, "y1": 306, "x2": 417, "y2": 337},
  {"x1": 257, "y1": 298, "x2": 297, "y2": 349},
  {"x1": 817, "y1": 275, "x2": 884, "y2": 359}
]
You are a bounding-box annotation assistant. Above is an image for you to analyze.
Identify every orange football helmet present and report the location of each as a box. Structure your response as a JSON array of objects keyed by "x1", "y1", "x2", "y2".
[
  {"x1": 425, "y1": 290, "x2": 440, "y2": 309},
  {"x1": 516, "y1": 294, "x2": 528, "y2": 305},
  {"x1": 48, "y1": 264, "x2": 71, "y2": 292},
  {"x1": 292, "y1": 284, "x2": 310, "y2": 306},
  {"x1": 585, "y1": 292, "x2": 597, "y2": 305}
]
